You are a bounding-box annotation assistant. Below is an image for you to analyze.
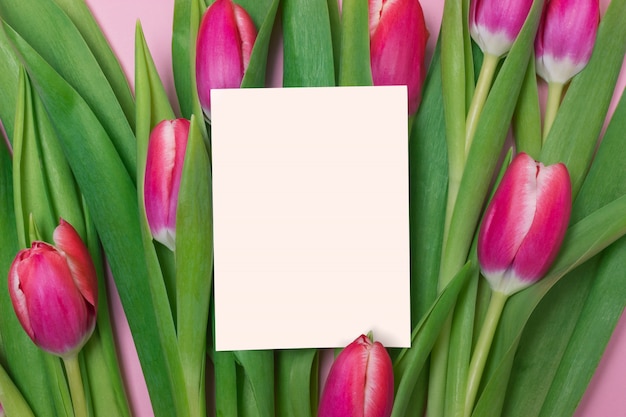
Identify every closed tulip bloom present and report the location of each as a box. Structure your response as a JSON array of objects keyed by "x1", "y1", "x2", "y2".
[
  {"x1": 318, "y1": 334, "x2": 394, "y2": 417},
  {"x1": 196, "y1": 0, "x2": 257, "y2": 118},
  {"x1": 369, "y1": 0, "x2": 429, "y2": 115},
  {"x1": 8, "y1": 219, "x2": 98, "y2": 358},
  {"x1": 144, "y1": 118, "x2": 190, "y2": 251},
  {"x1": 535, "y1": 0, "x2": 599, "y2": 84},
  {"x1": 477, "y1": 153, "x2": 572, "y2": 295},
  {"x1": 470, "y1": 0, "x2": 533, "y2": 57}
]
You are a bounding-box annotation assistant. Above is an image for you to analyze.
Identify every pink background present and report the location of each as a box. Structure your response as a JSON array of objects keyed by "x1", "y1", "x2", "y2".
[{"x1": 84, "y1": 0, "x2": 626, "y2": 416}]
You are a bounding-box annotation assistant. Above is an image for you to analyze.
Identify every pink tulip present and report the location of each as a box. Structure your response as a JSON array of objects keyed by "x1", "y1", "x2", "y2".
[
  {"x1": 469, "y1": 0, "x2": 533, "y2": 57},
  {"x1": 8, "y1": 219, "x2": 98, "y2": 358},
  {"x1": 196, "y1": 0, "x2": 257, "y2": 118},
  {"x1": 535, "y1": 0, "x2": 599, "y2": 84},
  {"x1": 318, "y1": 334, "x2": 394, "y2": 417},
  {"x1": 144, "y1": 118, "x2": 190, "y2": 251},
  {"x1": 477, "y1": 153, "x2": 572, "y2": 295},
  {"x1": 369, "y1": 0, "x2": 429, "y2": 115}
]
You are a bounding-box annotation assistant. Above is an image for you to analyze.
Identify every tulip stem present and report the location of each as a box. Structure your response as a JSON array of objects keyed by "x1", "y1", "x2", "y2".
[
  {"x1": 465, "y1": 53, "x2": 499, "y2": 158},
  {"x1": 463, "y1": 290, "x2": 508, "y2": 417},
  {"x1": 63, "y1": 355, "x2": 88, "y2": 417},
  {"x1": 542, "y1": 81, "x2": 565, "y2": 144}
]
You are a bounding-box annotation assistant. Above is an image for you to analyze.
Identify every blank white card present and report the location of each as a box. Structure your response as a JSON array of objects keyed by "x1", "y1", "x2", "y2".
[{"x1": 211, "y1": 86, "x2": 410, "y2": 351}]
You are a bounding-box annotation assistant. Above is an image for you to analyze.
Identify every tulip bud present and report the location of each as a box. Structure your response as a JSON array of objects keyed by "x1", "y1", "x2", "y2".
[
  {"x1": 469, "y1": 0, "x2": 533, "y2": 57},
  {"x1": 318, "y1": 334, "x2": 394, "y2": 417},
  {"x1": 477, "y1": 153, "x2": 572, "y2": 295},
  {"x1": 369, "y1": 0, "x2": 429, "y2": 115},
  {"x1": 196, "y1": 0, "x2": 257, "y2": 118},
  {"x1": 535, "y1": 0, "x2": 599, "y2": 84},
  {"x1": 8, "y1": 219, "x2": 98, "y2": 358},
  {"x1": 144, "y1": 119, "x2": 190, "y2": 251}
]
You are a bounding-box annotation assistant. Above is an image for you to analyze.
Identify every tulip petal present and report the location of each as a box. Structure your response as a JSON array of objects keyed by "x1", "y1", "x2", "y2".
[
  {"x1": 511, "y1": 162, "x2": 571, "y2": 281},
  {"x1": 144, "y1": 119, "x2": 190, "y2": 251},
  {"x1": 53, "y1": 218, "x2": 98, "y2": 309},
  {"x1": 478, "y1": 153, "x2": 537, "y2": 280}
]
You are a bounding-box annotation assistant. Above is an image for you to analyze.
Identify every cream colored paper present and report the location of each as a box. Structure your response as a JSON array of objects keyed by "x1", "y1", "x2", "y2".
[{"x1": 211, "y1": 86, "x2": 410, "y2": 350}]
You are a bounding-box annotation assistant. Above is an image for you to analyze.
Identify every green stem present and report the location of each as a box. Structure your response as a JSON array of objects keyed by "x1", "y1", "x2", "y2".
[
  {"x1": 63, "y1": 355, "x2": 88, "y2": 417},
  {"x1": 465, "y1": 53, "x2": 499, "y2": 157},
  {"x1": 542, "y1": 81, "x2": 565, "y2": 144},
  {"x1": 463, "y1": 290, "x2": 508, "y2": 417}
]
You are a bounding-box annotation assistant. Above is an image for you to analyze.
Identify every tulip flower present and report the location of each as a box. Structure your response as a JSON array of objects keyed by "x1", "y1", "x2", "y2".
[
  {"x1": 535, "y1": 0, "x2": 599, "y2": 85},
  {"x1": 144, "y1": 118, "x2": 190, "y2": 251},
  {"x1": 469, "y1": 0, "x2": 533, "y2": 58},
  {"x1": 369, "y1": 0, "x2": 429, "y2": 116},
  {"x1": 318, "y1": 334, "x2": 394, "y2": 417},
  {"x1": 8, "y1": 219, "x2": 98, "y2": 358},
  {"x1": 196, "y1": 0, "x2": 257, "y2": 118},
  {"x1": 477, "y1": 152, "x2": 572, "y2": 296},
  {"x1": 535, "y1": 0, "x2": 599, "y2": 141}
]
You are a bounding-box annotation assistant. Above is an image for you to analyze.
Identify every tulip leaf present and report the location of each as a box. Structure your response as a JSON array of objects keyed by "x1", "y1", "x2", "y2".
[
  {"x1": 12, "y1": 69, "x2": 57, "y2": 246},
  {"x1": 512, "y1": 55, "x2": 541, "y2": 159},
  {"x1": 0, "y1": 26, "x2": 20, "y2": 142},
  {"x1": 408, "y1": 38, "x2": 447, "y2": 331},
  {"x1": 391, "y1": 261, "x2": 475, "y2": 417},
  {"x1": 539, "y1": 0, "x2": 626, "y2": 197},
  {"x1": 338, "y1": 0, "x2": 373, "y2": 86},
  {"x1": 0, "y1": 363, "x2": 35, "y2": 417},
  {"x1": 213, "y1": 350, "x2": 239, "y2": 416},
  {"x1": 4, "y1": 24, "x2": 185, "y2": 417},
  {"x1": 326, "y1": 0, "x2": 341, "y2": 84},
  {"x1": 0, "y1": 0, "x2": 137, "y2": 181},
  {"x1": 176, "y1": 114, "x2": 213, "y2": 417},
  {"x1": 276, "y1": 349, "x2": 319, "y2": 417},
  {"x1": 240, "y1": 0, "x2": 280, "y2": 89},
  {"x1": 173, "y1": 0, "x2": 203, "y2": 118},
  {"x1": 50, "y1": 0, "x2": 135, "y2": 129},
  {"x1": 233, "y1": 350, "x2": 276, "y2": 417},
  {"x1": 282, "y1": 0, "x2": 335, "y2": 87}
]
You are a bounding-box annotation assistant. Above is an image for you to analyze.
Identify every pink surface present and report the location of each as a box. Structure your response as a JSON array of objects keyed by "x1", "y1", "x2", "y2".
[{"x1": 84, "y1": 0, "x2": 626, "y2": 416}]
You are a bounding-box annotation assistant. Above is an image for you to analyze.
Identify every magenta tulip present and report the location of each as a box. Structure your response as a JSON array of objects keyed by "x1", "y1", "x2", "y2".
[
  {"x1": 469, "y1": 0, "x2": 533, "y2": 57},
  {"x1": 144, "y1": 118, "x2": 190, "y2": 251},
  {"x1": 369, "y1": 0, "x2": 429, "y2": 115},
  {"x1": 535, "y1": 0, "x2": 599, "y2": 84},
  {"x1": 8, "y1": 219, "x2": 98, "y2": 358},
  {"x1": 318, "y1": 334, "x2": 394, "y2": 417},
  {"x1": 477, "y1": 153, "x2": 572, "y2": 295},
  {"x1": 196, "y1": 0, "x2": 257, "y2": 118}
]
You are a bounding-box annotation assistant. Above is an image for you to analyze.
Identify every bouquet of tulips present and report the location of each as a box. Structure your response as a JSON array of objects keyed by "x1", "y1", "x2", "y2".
[{"x1": 1, "y1": 0, "x2": 625, "y2": 416}]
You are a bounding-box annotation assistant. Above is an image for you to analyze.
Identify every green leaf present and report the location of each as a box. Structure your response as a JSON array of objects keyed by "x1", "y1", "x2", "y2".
[
  {"x1": 276, "y1": 349, "x2": 319, "y2": 417},
  {"x1": 240, "y1": 0, "x2": 280, "y2": 89},
  {"x1": 338, "y1": 0, "x2": 373, "y2": 86},
  {"x1": 282, "y1": 0, "x2": 335, "y2": 87},
  {"x1": 539, "y1": 0, "x2": 626, "y2": 197},
  {"x1": 51, "y1": 0, "x2": 136, "y2": 129},
  {"x1": 173, "y1": 0, "x2": 200, "y2": 118},
  {"x1": 0, "y1": 26, "x2": 20, "y2": 142},
  {"x1": 0, "y1": 0, "x2": 137, "y2": 180},
  {"x1": 391, "y1": 262, "x2": 475, "y2": 417},
  {"x1": 234, "y1": 350, "x2": 275, "y2": 417},
  {"x1": 176, "y1": 115, "x2": 213, "y2": 417},
  {"x1": 0, "y1": 363, "x2": 35, "y2": 417},
  {"x1": 512, "y1": 56, "x2": 541, "y2": 159},
  {"x1": 408, "y1": 39, "x2": 447, "y2": 330}
]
